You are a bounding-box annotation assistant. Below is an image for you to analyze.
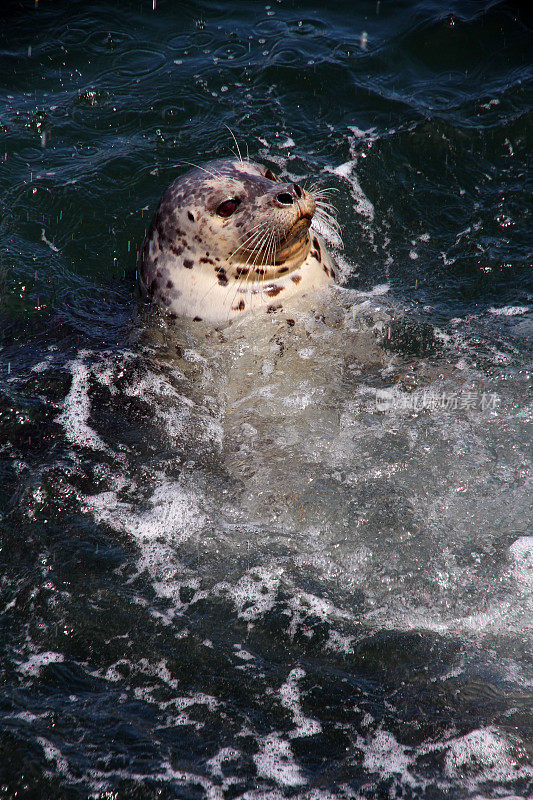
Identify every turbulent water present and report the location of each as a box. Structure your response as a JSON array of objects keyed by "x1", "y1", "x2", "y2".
[{"x1": 1, "y1": 1, "x2": 532, "y2": 798}]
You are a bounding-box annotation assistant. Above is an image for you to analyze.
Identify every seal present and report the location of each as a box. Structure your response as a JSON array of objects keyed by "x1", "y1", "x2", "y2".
[{"x1": 138, "y1": 158, "x2": 336, "y2": 324}]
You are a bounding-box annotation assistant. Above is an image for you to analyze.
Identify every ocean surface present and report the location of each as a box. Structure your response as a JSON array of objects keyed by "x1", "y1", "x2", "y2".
[{"x1": 1, "y1": 1, "x2": 532, "y2": 798}]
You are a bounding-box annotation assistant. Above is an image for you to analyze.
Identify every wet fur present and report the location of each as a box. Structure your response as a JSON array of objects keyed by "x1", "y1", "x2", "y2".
[{"x1": 138, "y1": 159, "x2": 335, "y2": 324}]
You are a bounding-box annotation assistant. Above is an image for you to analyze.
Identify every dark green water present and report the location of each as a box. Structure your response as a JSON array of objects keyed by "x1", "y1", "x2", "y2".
[{"x1": 1, "y1": 1, "x2": 532, "y2": 798}]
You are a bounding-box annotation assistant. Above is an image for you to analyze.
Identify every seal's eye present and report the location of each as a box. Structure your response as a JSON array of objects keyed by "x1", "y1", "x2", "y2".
[
  {"x1": 216, "y1": 199, "x2": 240, "y2": 218},
  {"x1": 265, "y1": 169, "x2": 278, "y2": 182}
]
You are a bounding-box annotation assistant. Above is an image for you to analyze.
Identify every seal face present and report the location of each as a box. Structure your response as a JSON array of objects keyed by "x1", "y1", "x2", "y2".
[{"x1": 138, "y1": 158, "x2": 336, "y2": 323}]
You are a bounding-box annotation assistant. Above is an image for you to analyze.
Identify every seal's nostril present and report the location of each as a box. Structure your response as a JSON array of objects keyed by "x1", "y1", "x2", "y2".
[
  {"x1": 293, "y1": 183, "x2": 302, "y2": 199},
  {"x1": 277, "y1": 192, "x2": 294, "y2": 205}
]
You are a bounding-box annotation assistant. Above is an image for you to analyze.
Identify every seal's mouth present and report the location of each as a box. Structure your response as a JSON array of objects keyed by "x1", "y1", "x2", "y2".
[
  {"x1": 272, "y1": 214, "x2": 312, "y2": 263},
  {"x1": 235, "y1": 212, "x2": 313, "y2": 270}
]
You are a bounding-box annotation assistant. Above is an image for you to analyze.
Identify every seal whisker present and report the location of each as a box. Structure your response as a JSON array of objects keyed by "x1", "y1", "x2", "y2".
[
  {"x1": 265, "y1": 227, "x2": 279, "y2": 306},
  {"x1": 226, "y1": 223, "x2": 272, "y2": 314},
  {"x1": 315, "y1": 205, "x2": 341, "y2": 230},
  {"x1": 203, "y1": 224, "x2": 267, "y2": 312},
  {"x1": 314, "y1": 194, "x2": 339, "y2": 206},
  {"x1": 227, "y1": 223, "x2": 272, "y2": 309},
  {"x1": 315, "y1": 198, "x2": 340, "y2": 217},
  {"x1": 313, "y1": 195, "x2": 338, "y2": 206},
  {"x1": 139, "y1": 156, "x2": 335, "y2": 323},
  {"x1": 183, "y1": 161, "x2": 240, "y2": 183},
  {"x1": 231, "y1": 219, "x2": 270, "y2": 251},
  {"x1": 231, "y1": 224, "x2": 271, "y2": 303},
  {"x1": 250, "y1": 226, "x2": 273, "y2": 308},
  {"x1": 224, "y1": 124, "x2": 243, "y2": 164},
  {"x1": 197, "y1": 227, "x2": 267, "y2": 311},
  {"x1": 237, "y1": 224, "x2": 270, "y2": 261},
  {"x1": 307, "y1": 181, "x2": 324, "y2": 195},
  {"x1": 241, "y1": 225, "x2": 271, "y2": 300},
  {"x1": 309, "y1": 185, "x2": 340, "y2": 202},
  {"x1": 228, "y1": 220, "x2": 271, "y2": 261},
  {"x1": 314, "y1": 210, "x2": 344, "y2": 247},
  {"x1": 313, "y1": 186, "x2": 340, "y2": 194},
  {"x1": 251, "y1": 227, "x2": 271, "y2": 269},
  {"x1": 315, "y1": 208, "x2": 342, "y2": 233},
  {"x1": 315, "y1": 200, "x2": 340, "y2": 219}
]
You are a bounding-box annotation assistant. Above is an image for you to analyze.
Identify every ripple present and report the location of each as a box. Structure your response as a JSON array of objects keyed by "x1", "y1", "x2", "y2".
[
  {"x1": 1, "y1": 2, "x2": 532, "y2": 797},
  {"x1": 112, "y1": 47, "x2": 167, "y2": 78}
]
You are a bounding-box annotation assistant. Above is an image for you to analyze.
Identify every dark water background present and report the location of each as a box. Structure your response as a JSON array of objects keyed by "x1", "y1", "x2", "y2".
[{"x1": 1, "y1": 1, "x2": 532, "y2": 798}]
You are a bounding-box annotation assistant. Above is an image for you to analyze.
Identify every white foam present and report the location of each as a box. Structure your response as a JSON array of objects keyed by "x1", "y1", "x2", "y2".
[
  {"x1": 207, "y1": 747, "x2": 241, "y2": 778},
  {"x1": 279, "y1": 668, "x2": 322, "y2": 738},
  {"x1": 121, "y1": 367, "x2": 223, "y2": 450},
  {"x1": 41, "y1": 228, "x2": 59, "y2": 252},
  {"x1": 366, "y1": 283, "x2": 389, "y2": 296},
  {"x1": 361, "y1": 730, "x2": 415, "y2": 785},
  {"x1": 347, "y1": 125, "x2": 378, "y2": 141},
  {"x1": 56, "y1": 354, "x2": 108, "y2": 452},
  {"x1": 215, "y1": 568, "x2": 280, "y2": 623},
  {"x1": 253, "y1": 734, "x2": 306, "y2": 787},
  {"x1": 508, "y1": 536, "x2": 533, "y2": 592},
  {"x1": 17, "y1": 651, "x2": 64, "y2": 677},
  {"x1": 9, "y1": 710, "x2": 47, "y2": 723},
  {"x1": 310, "y1": 216, "x2": 343, "y2": 249},
  {"x1": 83, "y1": 473, "x2": 208, "y2": 619},
  {"x1": 281, "y1": 388, "x2": 318, "y2": 410},
  {"x1": 332, "y1": 252, "x2": 357, "y2": 281},
  {"x1": 86, "y1": 478, "x2": 205, "y2": 548},
  {"x1": 278, "y1": 137, "x2": 295, "y2": 149},
  {"x1": 234, "y1": 645, "x2": 255, "y2": 661},
  {"x1": 332, "y1": 161, "x2": 355, "y2": 180},
  {"x1": 31, "y1": 354, "x2": 54, "y2": 373},
  {"x1": 325, "y1": 629, "x2": 355, "y2": 654},
  {"x1": 488, "y1": 305, "x2": 529, "y2": 316},
  {"x1": 37, "y1": 737, "x2": 70, "y2": 776},
  {"x1": 444, "y1": 727, "x2": 531, "y2": 782},
  {"x1": 330, "y1": 161, "x2": 374, "y2": 220}
]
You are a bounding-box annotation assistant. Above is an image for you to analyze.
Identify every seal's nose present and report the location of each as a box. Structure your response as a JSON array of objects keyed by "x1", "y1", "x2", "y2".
[{"x1": 276, "y1": 183, "x2": 304, "y2": 205}]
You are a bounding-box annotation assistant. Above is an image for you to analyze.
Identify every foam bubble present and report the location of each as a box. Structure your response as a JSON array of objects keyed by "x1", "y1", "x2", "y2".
[
  {"x1": 215, "y1": 568, "x2": 280, "y2": 623},
  {"x1": 361, "y1": 730, "x2": 414, "y2": 785},
  {"x1": 37, "y1": 737, "x2": 70, "y2": 776},
  {"x1": 86, "y1": 478, "x2": 204, "y2": 544},
  {"x1": 207, "y1": 747, "x2": 241, "y2": 778},
  {"x1": 279, "y1": 668, "x2": 322, "y2": 738},
  {"x1": 489, "y1": 306, "x2": 530, "y2": 316},
  {"x1": 331, "y1": 161, "x2": 375, "y2": 221},
  {"x1": 56, "y1": 354, "x2": 109, "y2": 452},
  {"x1": 17, "y1": 651, "x2": 64, "y2": 677},
  {"x1": 253, "y1": 734, "x2": 306, "y2": 787},
  {"x1": 444, "y1": 727, "x2": 530, "y2": 782},
  {"x1": 508, "y1": 536, "x2": 533, "y2": 592}
]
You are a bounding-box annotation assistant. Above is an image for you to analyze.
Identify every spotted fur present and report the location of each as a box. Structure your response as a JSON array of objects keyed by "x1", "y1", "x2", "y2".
[{"x1": 138, "y1": 158, "x2": 335, "y2": 324}]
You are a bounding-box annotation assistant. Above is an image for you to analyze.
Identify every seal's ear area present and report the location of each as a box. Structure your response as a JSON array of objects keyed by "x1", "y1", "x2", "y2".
[
  {"x1": 264, "y1": 169, "x2": 279, "y2": 182},
  {"x1": 216, "y1": 199, "x2": 241, "y2": 218}
]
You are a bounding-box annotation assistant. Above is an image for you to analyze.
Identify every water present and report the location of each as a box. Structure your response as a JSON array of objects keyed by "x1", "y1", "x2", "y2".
[{"x1": 1, "y1": 1, "x2": 532, "y2": 798}]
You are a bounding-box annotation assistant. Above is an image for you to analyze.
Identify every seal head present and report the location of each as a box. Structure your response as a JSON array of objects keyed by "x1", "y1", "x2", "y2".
[{"x1": 139, "y1": 159, "x2": 335, "y2": 323}]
